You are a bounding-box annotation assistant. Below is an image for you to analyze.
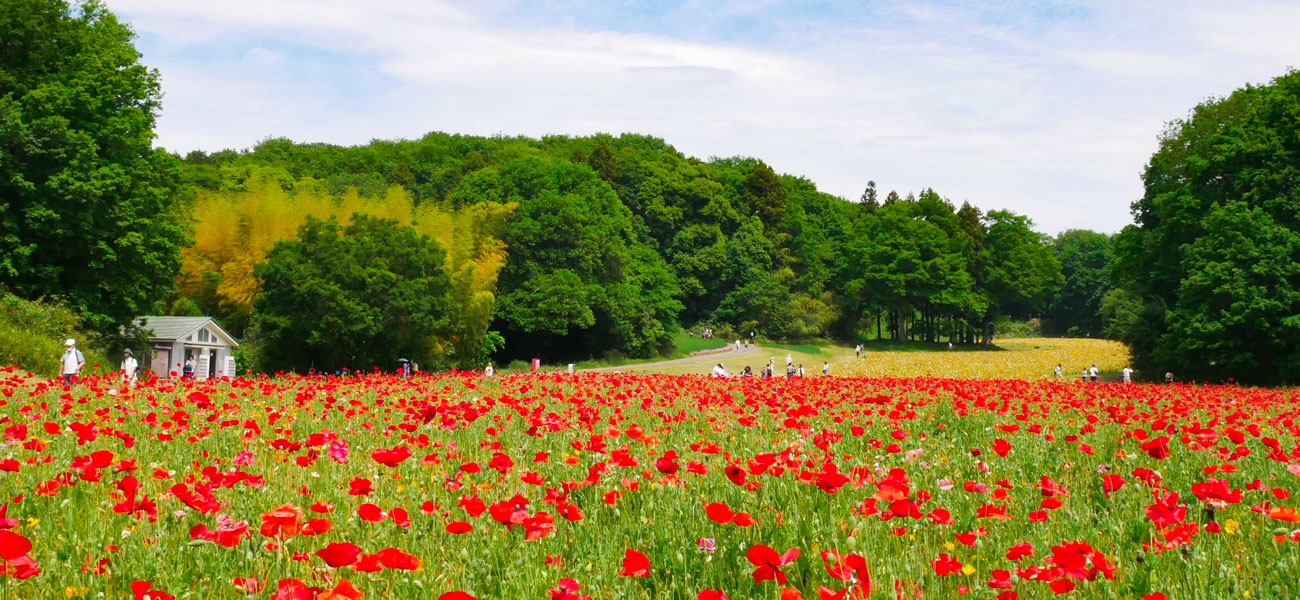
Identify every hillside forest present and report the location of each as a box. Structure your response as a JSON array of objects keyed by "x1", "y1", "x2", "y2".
[
  {"x1": 168, "y1": 134, "x2": 1111, "y2": 371},
  {"x1": 53, "y1": 0, "x2": 1300, "y2": 382}
]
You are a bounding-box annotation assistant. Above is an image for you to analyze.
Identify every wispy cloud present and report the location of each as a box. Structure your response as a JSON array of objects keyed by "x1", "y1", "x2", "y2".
[{"x1": 109, "y1": 0, "x2": 1300, "y2": 234}]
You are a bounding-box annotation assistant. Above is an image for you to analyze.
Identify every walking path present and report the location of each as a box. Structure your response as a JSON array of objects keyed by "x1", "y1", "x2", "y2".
[{"x1": 580, "y1": 345, "x2": 763, "y2": 373}]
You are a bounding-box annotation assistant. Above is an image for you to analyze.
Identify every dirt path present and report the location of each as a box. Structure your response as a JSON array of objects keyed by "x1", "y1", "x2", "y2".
[{"x1": 580, "y1": 345, "x2": 764, "y2": 373}]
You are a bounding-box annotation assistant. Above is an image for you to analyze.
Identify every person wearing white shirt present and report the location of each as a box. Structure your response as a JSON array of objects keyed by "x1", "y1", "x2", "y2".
[
  {"x1": 822, "y1": 362, "x2": 830, "y2": 375},
  {"x1": 785, "y1": 353, "x2": 793, "y2": 367},
  {"x1": 484, "y1": 362, "x2": 495, "y2": 377},
  {"x1": 1122, "y1": 366, "x2": 1133, "y2": 383},
  {"x1": 120, "y1": 348, "x2": 139, "y2": 386},
  {"x1": 1089, "y1": 364, "x2": 1099, "y2": 382},
  {"x1": 59, "y1": 339, "x2": 85, "y2": 384},
  {"x1": 1054, "y1": 364, "x2": 1063, "y2": 378}
]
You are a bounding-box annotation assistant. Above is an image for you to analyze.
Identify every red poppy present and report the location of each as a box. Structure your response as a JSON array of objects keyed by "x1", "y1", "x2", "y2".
[
  {"x1": 260, "y1": 504, "x2": 304, "y2": 538},
  {"x1": 316, "y1": 542, "x2": 362, "y2": 568},
  {"x1": 1006, "y1": 542, "x2": 1035, "y2": 561},
  {"x1": 371, "y1": 445, "x2": 413, "y2": 467},
  {"x1": 620, "y1": 548, "x2": 651, "y2": 577},
  {"x1": 0, "y1": 530, "x2": 32, "y2": 560},
  {"x1": 932, "y1": 553, "x2": 962, "y2": 576},
  {"x1": 348, "y1": 478, "x2": 374, "y2": 496},
  {"x1": 1100, "y1": 474, "x2": 1126, "y2": 496},
  {"x1": 357, "y1": 503, "x2": 386, "y2": 523},
  {"x1": 1049, "y1": 579, "x2": 1076, "y2": 594},
  {"x1": 232, "y1": 577, "x2": 264, "y2": 594},
  {"x1": 817, "y1": 587, "x2": 847, "y2": 600},
  {"x1": 549, "y1": 577, "x2": 593, "y2": 600},
  {"x1": 747, "y1": 544, "x2": 800, "y2": 584},
  {"x1": 705, "y1": 502, "x2": 735, "y2": 524},
  {"x1": 446, "y1": 521, "x2": 473, "y2": 534},
  {"x1": 438, "y1": 593, "x2": 478, "y2": 600},
  {"x1": 131, "y1": 581, "x2": 176, "y2": 600},
  {"x1": 376, "y1": 547, "x2": 420, "y2": 570}
]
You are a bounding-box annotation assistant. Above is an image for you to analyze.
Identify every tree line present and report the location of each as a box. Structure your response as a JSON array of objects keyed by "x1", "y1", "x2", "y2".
[
  {"x1": 172, "y1": 134, "x2": 1112, "y2": 371},
  {"x1": 4, "y1": 0, "x2": 1140, "y2": 378}
]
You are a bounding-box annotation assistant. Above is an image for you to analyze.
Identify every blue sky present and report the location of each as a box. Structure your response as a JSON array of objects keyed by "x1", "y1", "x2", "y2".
[{"x1": 108, "y1": 0, "x2": 1300, "y2": 234}]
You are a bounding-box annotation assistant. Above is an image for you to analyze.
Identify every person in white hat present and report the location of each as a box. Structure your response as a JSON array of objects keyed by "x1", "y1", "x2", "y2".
[
  {"x1": 121, "y1": 348, "x2": 139, "y2": 387},
  {"x1": 59, "y1": 339, "x2": 85, "y2": 384}
]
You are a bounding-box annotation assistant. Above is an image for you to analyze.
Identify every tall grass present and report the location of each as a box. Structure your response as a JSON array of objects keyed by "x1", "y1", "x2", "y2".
[{"x1": 0, "y1": 292, "x2": 109, "y2": 377}]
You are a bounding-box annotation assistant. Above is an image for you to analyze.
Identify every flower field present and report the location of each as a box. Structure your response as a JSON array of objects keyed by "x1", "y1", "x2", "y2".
[
  {"x1": 849, "y1": 339, "x2": 1131, "y2": 381},
  {"x1": 1, "y1": 366, "x2": 1297, "y2": 600}
]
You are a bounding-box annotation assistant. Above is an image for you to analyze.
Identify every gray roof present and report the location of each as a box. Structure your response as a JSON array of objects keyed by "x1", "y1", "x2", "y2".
[{"x1": 135, "y1": 316, "x2": 239, "y2": 346}]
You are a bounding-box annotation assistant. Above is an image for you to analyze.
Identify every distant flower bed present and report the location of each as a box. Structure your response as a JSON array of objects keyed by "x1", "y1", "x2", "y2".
[{"x1": 690, "y1": 345, "x2": 734, "y2": 355}]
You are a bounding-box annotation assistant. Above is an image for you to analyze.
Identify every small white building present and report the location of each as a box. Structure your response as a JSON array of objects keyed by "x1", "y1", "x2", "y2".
[{"x1": 136, "y1": 316, "x2": 239, "y2": 379}]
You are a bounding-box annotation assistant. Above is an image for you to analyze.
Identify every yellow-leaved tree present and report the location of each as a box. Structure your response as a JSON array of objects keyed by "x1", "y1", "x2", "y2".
[
  {"x1": 412, "y1": 200, "x2": 516, "y2": 367},
  {"x1": 180, "y1": 171, "x2": 515, "y2": 366}
]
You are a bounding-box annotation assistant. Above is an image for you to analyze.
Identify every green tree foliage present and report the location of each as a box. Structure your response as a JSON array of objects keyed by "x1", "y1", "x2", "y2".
[
  {"x1": 1113, "y1": 69, "x2": 1300, "y2": 383},
  {"x1": 1161, "y1": 203, "x2": 1300, "y2": 382},
  {"x1": 738, "y1": 161, "x2": 787, "y2": 232},
  {"x1": 1044, "y1": 230, "x2": 1113, "y2": 337},
  {"x1": 0, "y1": 290, "x2": 109, "y2": 377},
  {"x1": 982, "y1": 210, "x2": 1062, "y2": 320},
  {"x1": 0, "y1": 0, "x2": 188, "y2": 332},
  {"x1": 252, "y1": 216, "x2": 451, "y2": 373},
  {"x1": 176, "y1": 132, "x2": 1067, "y2": 361},
  {"x1": 490, "y1": 158, "x2": 682, "y2": 360}
]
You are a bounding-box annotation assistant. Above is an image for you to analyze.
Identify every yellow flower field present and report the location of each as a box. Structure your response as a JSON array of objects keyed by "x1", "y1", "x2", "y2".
[{"x1": 845, "y1": 338, "x2": 1131, "y2": 380}]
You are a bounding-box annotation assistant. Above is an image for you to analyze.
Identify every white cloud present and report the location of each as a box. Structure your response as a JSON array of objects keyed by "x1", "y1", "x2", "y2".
[{"x1": 107, "y1": 0, "x2": 1300, "y2": 234}]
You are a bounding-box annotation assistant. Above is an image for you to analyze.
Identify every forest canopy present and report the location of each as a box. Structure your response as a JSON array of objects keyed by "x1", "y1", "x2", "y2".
[{"x1": 176, "y1": 132, "x2": 1081, "y2": 371}]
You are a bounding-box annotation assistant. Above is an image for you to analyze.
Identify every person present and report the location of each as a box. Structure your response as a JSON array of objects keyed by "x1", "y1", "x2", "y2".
[
  {"x1": 1081, "y1": 368, "x2": 1088, "y2": 382},
  {"x1": 822, "y1": 362, "x2": 830, "y2": 376},
  {"x1": 711, "y1": 363, "x2": 729, "y2": 377},
  {"x1": 786, "y1": 363, "x2": 796, "y2": 379},
  {"x1": 59, "y1": 339, "x2": 85, "y2": 385},
  {"x1": 1054, "y1": 363, "x2": 1063, "y2": 379},
  {"x1": 1122, "y1": 365, "x2": 1133, "y2": 383},
  {"x1": 785, "y1": 353, "x2": 793, "y2": 367},
  {"x1": 855, "y1": 344, "x2": 862, "y2": 359},
  {"x1": 948, "y1": 341, "x2": 954, "y2": 351},
  {"x1": 742, "y1": 366, "x2": 753, "y2": 377},
  {"x1": 484, "y1": 362, "x2": 495, "y2": 377},
  {"x1": 750, "y1": 331, "x2": 756, "y2": 341},
  {"x1": 797, "y1": 364, "x2": 805, "y2": 377},
  {"x1": 1089, "y1": 363, "x2": 1099, "y2": 383},
  {"x1": 1165, "y1": 371, "x2": 1175, "y2": 383},
  {"x1": 183, "y1": 356, "x2": 196, "y2": 380},
  {"x1": 120, "y1": 348, "x2": 139, "y2": 387}
]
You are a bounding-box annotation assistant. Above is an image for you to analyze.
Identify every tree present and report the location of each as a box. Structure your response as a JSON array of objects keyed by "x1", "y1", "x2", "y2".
[
  {"x1": 1113, "y1": 69, "x2": 1300, "y2": 383},
  {"x1": 0, "y1": 0, "x2": 188, "y2": 332},
  {"x1": 252, "y1": 216, "x2": 451, "y2": 373},
  {"x1": 982, "y1": 211, "x2": 1062, "y2": 326},
  {"x1": 712, "y1": 217, "x2": 792, "y2": 336},
  {"x1": 738, "y1": 161, "x2": 787, "y2": 231},
  {"x1": 493, "y1": 158, "x2": 681, "y2": 359},
  {"x1": 1044, "y1": 230, "x2": 1113, "y2": 337},
  {"x1": 1158, "y1": 203, "x2": 1300, "y2": 383},
  {"x1": 860, "y1": 181, "x2": 879, "y2": 213}
]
